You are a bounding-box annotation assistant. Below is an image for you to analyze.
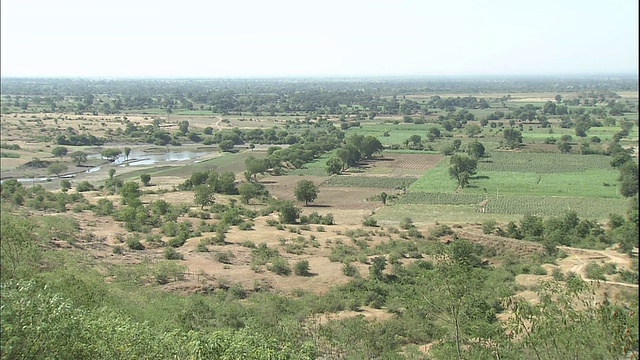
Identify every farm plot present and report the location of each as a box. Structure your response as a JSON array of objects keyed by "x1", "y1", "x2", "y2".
[
  {"x1": 398, "y1": 193, "x2": 628, "y2": 220},
  {"x1": 323, "y1": 175, "x2": 416, "y2": 189},
  {"x1": 396, "y1": 149, "x2": 629, "y2": 222},
  {"x1": 477, "y1": 152, "x2": 613, "y2": 173},
  {"x1": 357, "y1": 152, "x2": 445, "y2": 176}
]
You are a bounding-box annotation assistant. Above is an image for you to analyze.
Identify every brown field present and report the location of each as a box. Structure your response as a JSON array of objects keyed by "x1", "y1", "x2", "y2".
[{"x1": 372, "y1": 153, "x2": 442, "y2": 171}]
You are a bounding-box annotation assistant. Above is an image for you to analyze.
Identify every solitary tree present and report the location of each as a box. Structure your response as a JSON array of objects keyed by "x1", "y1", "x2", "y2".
[
  {"x1": 51, "y1": 146, "x2": 68, "y2": 158},
  {"x1": 294, "y1": 179, "x2": 319, "y2": 206},
  {"x1": 449, "y1": 154, "x2": 477, "y2": 189},
  {"x1": 503, "y1": 128, "x2": 523, "y2": 149},
  {"x1": 70, "y1": 151, "x2": 87, "y2": 166},
  {"x1": 178, "y1": 120, "x2": 190, "y2": 135},
  {"x1": 124, "y1": 147, "x2": 131, "y2": 161},
  {"x1": 194, "y1": 185, "x2": 215, "y2": 209},
  {"x1": 47, "y1": 163, "x2": 68, "y2": 178},
  {"x1": 140, "y1": 174, "x2": 151, "y2": 186}
]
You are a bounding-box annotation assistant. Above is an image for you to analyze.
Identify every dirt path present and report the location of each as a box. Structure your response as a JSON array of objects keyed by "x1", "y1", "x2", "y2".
[{"x1": 558, "y1": 246, "x2": 637, "y2": 288}]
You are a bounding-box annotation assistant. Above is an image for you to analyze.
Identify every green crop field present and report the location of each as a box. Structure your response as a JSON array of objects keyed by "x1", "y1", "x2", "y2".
[
  {"x1": 323, "y1": 175, "x2": 416, "y2": 189},
  {"x1": 394, "y1": 149, "x2": 630, "y2": 222}
]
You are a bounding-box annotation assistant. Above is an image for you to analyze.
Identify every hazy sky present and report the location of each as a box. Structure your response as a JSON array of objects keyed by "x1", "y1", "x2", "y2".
[{"x1": 1, "y1": 0, "x2": 638, "y2": 78}]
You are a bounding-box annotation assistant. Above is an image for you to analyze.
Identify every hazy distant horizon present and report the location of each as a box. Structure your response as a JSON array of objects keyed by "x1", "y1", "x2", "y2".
[
  {"x1": 1, "y1": 73, "x2": 638, "y2": 81},
  {"x1": 2, "y1": 0, "x2": 637, "y2": 79}
]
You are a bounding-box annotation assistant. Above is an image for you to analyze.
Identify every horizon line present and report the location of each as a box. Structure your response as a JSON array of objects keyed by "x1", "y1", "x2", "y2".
[{"x1": 2, "y1": 72, "x2": 638, "y2": 81}]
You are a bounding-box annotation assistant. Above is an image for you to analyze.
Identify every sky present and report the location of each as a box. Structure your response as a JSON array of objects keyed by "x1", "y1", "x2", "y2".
[{"x1": 1, "y1": 0, "x2": 638, "y2": 78}]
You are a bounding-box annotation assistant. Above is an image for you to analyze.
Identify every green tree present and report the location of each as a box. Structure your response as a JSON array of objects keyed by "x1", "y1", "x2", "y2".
[
  {"x1": 294, "y1": 179, "x2": 319, "y2": 206},
  {"x1": 337, "y1": 144, "x2": 360, "y2": 169},
  {"x1": 503, "y1": 128, "x2": 523, "y2": 149},
  {"x1": 293, "y1": 260, "x2": 311, "y2": 276},
  {"x1": 238, "y1": 182, "x2": 258, "y2": 205},
  {"x1": 51, "y1": 146, "x2": 68, "y2": 158},
  {"x1": 124, "y1": 147, "x2": 131, "y2": 160},
  {"x1": 218, "y1": 140, "x2": 235, "y2": 152},
  {"x1": 245, "y1": 157, "x2": 268, "y2": 181},
  {"x1": 60, "y1": 180, "x2": 72, "y2": 193},
  {"x1": 194, "y1": 185, "x2": 215, "y2": 209},
  {"x1": 178, "y1": 120, "x2": 189, "y2": 134},
  {"x1": 326, "y1": 157, "x2": 344, "y2": 175},
  {"x1": 369, "y1": 256, "x2": 386, "y2": 280},
  {"x1": 101, "y1": 148, "x2": 122, "y2": 162},
  {"x1": 119, "y1": 181, "x2": 141, "y2": 205},
  {"x1": 448, "y1": 155, "x2": 477, "y2": 189},
  {"x1": 465, "y1": 124, "x2": 482, "y2": 138},
  {"x1": 47, "y1": 163, "x2": 68, "y2": 178},
  {"x1": 70, "y1": 151, "x2": 87, "y2": 166},
  {"x1": 140, "y1": 173, "x2": 151, "y2": 186},
  {"x1": 452, "y1": 139, "x2": 462, "y2": 151},
  {"x1": 557, "y1": 140, "x2": 572, "y2": 154},
  {"x1": 618, "y1": 161, "x2": 639, "y2": 197},
  {"x1": 467, "y1": 140, "x2": 485, "y2": 159},
  {"x1": 277, "y1": 200, "x2": 300, "y2": 224}
]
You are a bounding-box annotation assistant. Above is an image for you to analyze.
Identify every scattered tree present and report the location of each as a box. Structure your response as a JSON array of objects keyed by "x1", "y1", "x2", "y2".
[
  {"x1": 47, "y1": 163, "x2": 67, "y2": 178},
  {"x1": 194, "y1": 185, "x2": 215, "y2": 209},
  {"x1": 294, "y1": 179, "x2": 319, "y2": 206},
  {"x1": 70, "y1": 151, "x2": 87, "y2": 166},
  {"x1": 51, "y1": 146, "x2": 68, "y2": 158},
  {"x1": 503, "y1": 128, "x2": 523, "y2": 149},
  {"x1": 140, "y1": 174, "x2": 151, "y2": 186},
  {"x1": 448, "y1": 154, "x2": 477, "y2": 189}
]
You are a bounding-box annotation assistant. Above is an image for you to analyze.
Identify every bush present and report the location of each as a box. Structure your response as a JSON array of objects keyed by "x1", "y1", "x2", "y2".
[
  {"x1": 552, "y1": 267, "x2": 565, "y2": 281},
  {"x1": 215, "y1": 251, "x2": 235, "y2": 264},
  {"x1": 585, "y1": 262, "x2": 606, "y2": 280},
  {"x1": 293, "y1": 260, "x2": 311, "y2": 276},
  {"x1": 126, "y1": 236, "x2": 144, "y2": 250},
  {"x1": 163, "y1": 247, "x2": 183, "y2": 260},
  {"x1": 363, "y1": 217, "x2": 378, "y2": 227},
  {"x1": 76, "y1": 181, "x2": 95, "y2": 192},
  {"x1": 238, "y1": 221, "x2": 253, "y2": 230},
  {"x1": 268, "y1": 257, "x2": 291, "y2": 275},
  {"x1": 240, "y1": 240, "x2": 256, "y2": 248},
  {"x1": 194, "y1": 241, "x2": 209, "y2": 253},
  {"x1": 342, "y1": 263, "x2": 359, "y2": 277},
  {"x1": 428, "y1": 224, "x2": 454, "y2": 238},
  {"x1": 482, "y1": 220, "x2": 497, "y2": 234}
]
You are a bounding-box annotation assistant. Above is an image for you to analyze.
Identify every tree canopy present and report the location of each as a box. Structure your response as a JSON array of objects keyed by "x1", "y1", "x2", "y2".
[{"x1": 294, "y1": 179, "x2": 319, "y2": 206}]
